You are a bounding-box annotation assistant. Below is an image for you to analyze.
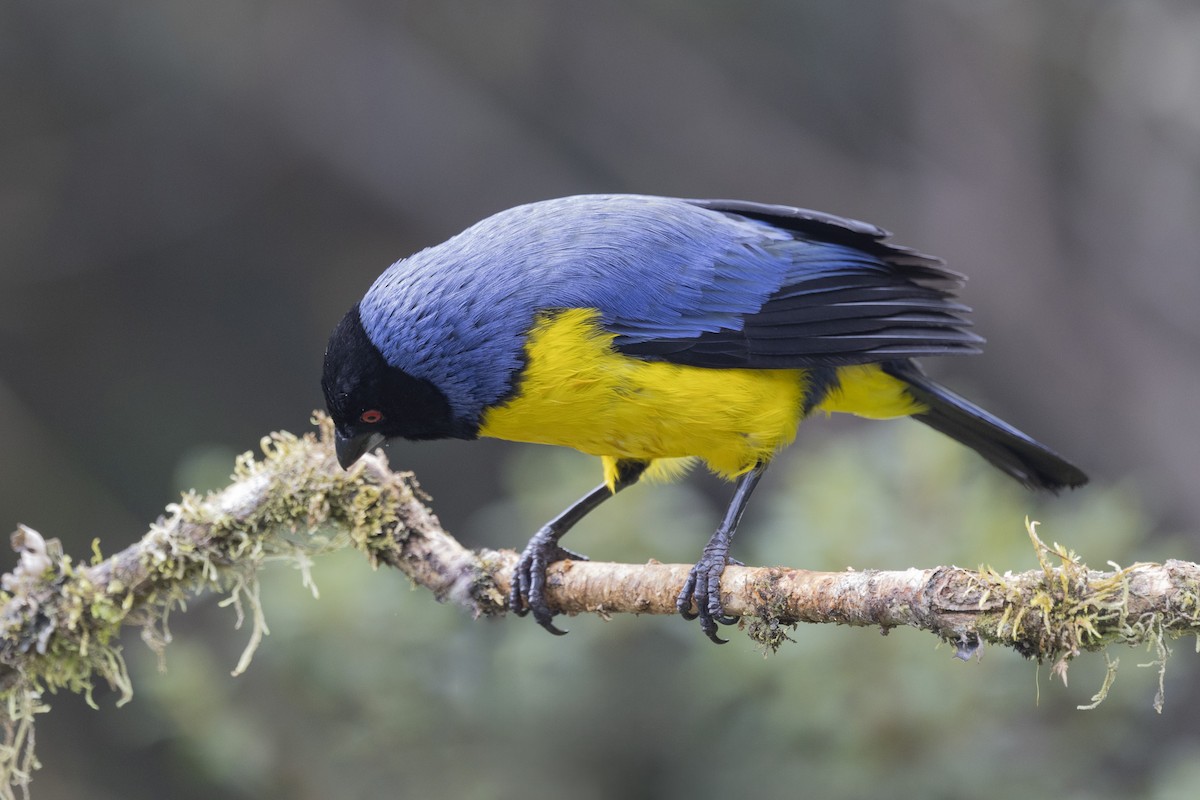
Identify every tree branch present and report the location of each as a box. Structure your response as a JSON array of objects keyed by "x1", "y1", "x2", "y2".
[{"x1": 1, "y1": 413, "x2": 1198, "y2": 796}]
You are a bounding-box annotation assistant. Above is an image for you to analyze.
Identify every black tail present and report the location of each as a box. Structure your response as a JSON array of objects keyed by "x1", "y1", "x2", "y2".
[{"x1": 883, "y1": 361, "x2": 1088, "y2": 492}]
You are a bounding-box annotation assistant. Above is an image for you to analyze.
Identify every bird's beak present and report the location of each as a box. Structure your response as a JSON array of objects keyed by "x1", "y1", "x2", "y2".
[{"x1": 335, "y1": 431, "x2": 386, "y2": 470}]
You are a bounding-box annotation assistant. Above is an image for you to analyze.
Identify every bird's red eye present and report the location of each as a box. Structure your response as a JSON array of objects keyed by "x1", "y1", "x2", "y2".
[{"x1": 360, "y1": 409, "x2": 384, "y2": 424}]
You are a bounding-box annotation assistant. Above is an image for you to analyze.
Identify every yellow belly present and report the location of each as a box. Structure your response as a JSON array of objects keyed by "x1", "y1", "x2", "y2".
[{"x1": 478, "y1": 308, "x2": 926, "y2": 485}]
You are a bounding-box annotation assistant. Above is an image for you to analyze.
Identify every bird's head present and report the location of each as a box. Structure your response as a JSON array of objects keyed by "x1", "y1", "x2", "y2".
[{"x1": 321, "y1": 305, "x2": 476, "y2": 469}]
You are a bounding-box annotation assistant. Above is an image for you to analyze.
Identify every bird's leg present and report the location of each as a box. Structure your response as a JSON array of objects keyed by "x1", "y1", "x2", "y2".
[
  {"x1": 510, "y1": 459, "x2": 647, "y2": 635},
  {"x1": 677, "y1": 461, "x2": 767, "y2": 644}
]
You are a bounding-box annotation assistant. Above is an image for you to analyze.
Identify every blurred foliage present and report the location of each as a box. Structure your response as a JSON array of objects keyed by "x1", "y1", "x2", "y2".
[
  {"x1": 108, "y1": 422, "x2": 1192, "y2": 800},
  {"x1": 4, "y1": 0, "x2": 1199, "y2": 796}
]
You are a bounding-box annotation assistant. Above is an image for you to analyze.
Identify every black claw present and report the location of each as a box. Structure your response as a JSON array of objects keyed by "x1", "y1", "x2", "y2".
[
  {"x1": 697, "y1": 603, "x2": 728, "y2": 645},
  {"x1": 535, "y1": 614, "x2": 569, "y2": 636},
  {"x1": 507, "y1": 562, "x2": 529, "y2": 617},
  {"x1": 676, "y1": 572, "x2": 699, "y2": 619}
]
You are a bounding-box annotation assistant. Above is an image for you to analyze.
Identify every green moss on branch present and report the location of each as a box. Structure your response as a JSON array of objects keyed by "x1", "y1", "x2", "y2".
[{"x1": 0, "y1": 414, "x2": 499, "y2": 799}]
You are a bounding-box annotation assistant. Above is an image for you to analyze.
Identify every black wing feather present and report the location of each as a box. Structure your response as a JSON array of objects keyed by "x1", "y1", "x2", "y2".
[{"x1": 615, "y1": 199, "x2": 982, "y2": 369}]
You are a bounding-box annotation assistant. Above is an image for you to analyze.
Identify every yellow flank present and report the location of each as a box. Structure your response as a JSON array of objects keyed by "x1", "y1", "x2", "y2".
[
  {"x1": 816, "y1": 363, "x2": 928, "y2": 419},
  {"x1": 478, "y1": 308, "x2": 927, "y2": 488}
]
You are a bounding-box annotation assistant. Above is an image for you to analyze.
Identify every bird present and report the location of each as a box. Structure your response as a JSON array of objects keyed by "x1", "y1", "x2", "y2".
[{"x1": 322, "y1": 194, "x2": 1087, "y2": 643}]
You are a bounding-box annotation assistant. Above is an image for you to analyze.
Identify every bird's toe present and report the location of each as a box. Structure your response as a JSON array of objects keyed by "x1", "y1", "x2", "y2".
[
  {"x1": 677, "y1": 552, "x2": 739, "y2": 644},
  {"x1": 509, "y1": 532, "x2": 587, "y2": 635}
]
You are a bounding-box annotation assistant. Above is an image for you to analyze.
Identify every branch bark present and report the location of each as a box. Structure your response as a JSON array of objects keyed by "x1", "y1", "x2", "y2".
[{"x1": 1, "y1": 414, "x2": 1198, "y2": 796}]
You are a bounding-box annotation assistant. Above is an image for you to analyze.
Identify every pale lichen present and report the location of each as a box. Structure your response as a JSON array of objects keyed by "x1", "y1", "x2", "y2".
[{"x1": 969, "y1": 520, "x2": 1200, "y2": 711}]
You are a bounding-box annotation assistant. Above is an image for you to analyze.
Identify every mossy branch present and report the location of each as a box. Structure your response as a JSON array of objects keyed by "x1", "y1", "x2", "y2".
[{"x1": 1, "y1": 413, "x2": 1198, "y2": 797}]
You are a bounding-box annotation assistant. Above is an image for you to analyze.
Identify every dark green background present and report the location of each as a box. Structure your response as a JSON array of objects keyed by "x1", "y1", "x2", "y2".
[{"x1": 3, "y1": 2, "x2": 1199, "y2": 798}]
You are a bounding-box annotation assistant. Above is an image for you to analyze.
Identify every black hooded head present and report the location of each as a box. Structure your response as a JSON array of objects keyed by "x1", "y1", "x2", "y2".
[{"x1": 321, "y1": 305, "x2": 477, "y2": 467}]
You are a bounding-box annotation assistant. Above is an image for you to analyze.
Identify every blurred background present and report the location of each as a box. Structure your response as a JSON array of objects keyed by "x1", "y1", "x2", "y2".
[{"x1": 3, "y1": 1, "x2": 1200, "y2": 798}]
